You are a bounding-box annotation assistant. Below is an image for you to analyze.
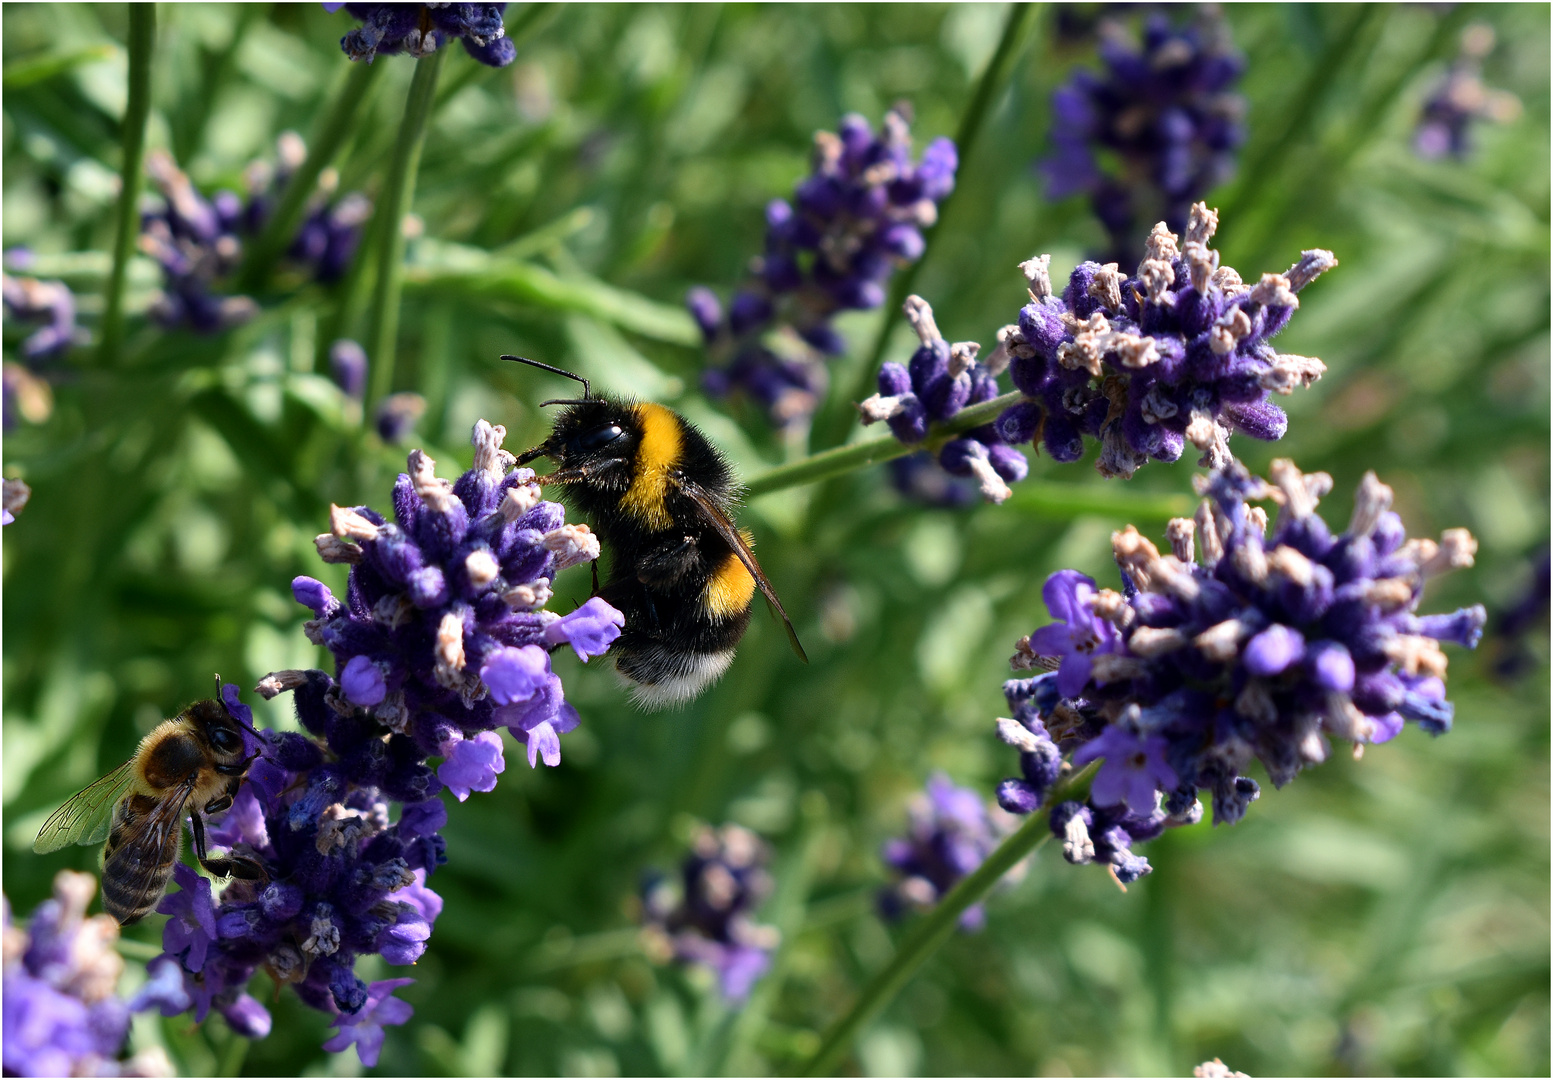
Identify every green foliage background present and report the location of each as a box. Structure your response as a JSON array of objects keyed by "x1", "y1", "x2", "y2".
[{"x1": 3, "y1": 4, "x2": 1547, "y2": 1076}]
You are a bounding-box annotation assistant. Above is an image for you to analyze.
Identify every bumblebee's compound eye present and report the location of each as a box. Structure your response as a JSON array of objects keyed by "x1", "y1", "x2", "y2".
[
  {"x1": 209, "y1": 726, "x2": 242, "y2": 755},
  {"x1": 577, "y1": 423, "x2": 625, "y2": 451}
]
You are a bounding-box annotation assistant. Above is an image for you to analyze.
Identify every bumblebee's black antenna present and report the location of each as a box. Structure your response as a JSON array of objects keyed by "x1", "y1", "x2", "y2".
[{"x1": 501, "y1": 355, "x2": 591, "y2": 406}]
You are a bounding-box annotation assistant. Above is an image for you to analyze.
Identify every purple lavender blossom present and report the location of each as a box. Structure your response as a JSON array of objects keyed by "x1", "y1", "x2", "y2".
[
  {"x1": 995, "y1": 460, "x2": 1485, "y2": 885},
  {"x1": 436, "y1": 730, "x2": 505, "y2": 801},
  {"x1": 879, "y1": 774, "x2": 1024, "y2": 931},
  {"x1": 338, "y1": 4, "x2": 517, "y2": 67},
  {"x1": 1415, "y1": 24, "x2": 1521, "y2": 161},
  {"x1": 1039, "y1": 11, "x2": 1244, "y2": 264},
  {"x1": 288, "y1": 418, "x2": 614, "y2": 775},
  {"x1": 640, "y1": 824, "x2": 780, "y2": 1002},
  {"x1": 3, "y1": 872, "x2": 173, "y2": 1077},
  {"x1": 321, "y1": 977, "x2": 415, "y2": 1067},
  {"x1": 330, "y1": 339, "x2": 369, "y2": 400},
  {"x1": 1019, "y1": 569, "x2": 1117, "y2": 697},
  {"x1": 994, "y1": 204, "x2": 1336, "y2": 479},
  {"x1": 2, "y1": 274, "x2": 86, "y2": 361},
  {"x1": 692, "y1": 108, "x2": 958, "y2": 428},
  {"x1": 139, "y1": 136, "x2": 371, "y2": 335},
  {"x1": 375, "y1": 391, "x2": 427, "y2": 443},
  {"x1": 151, "y1": 422, "x2": 617, "y2": 1062},
  {"x1": 857, "y1": 294, "x2": 1027, "y2": 504}
]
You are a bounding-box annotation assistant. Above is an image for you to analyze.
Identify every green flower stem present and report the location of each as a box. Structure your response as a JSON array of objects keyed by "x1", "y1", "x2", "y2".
[
  {"x1": 812, "y1": 2, "x2": 1038, "y2": 451},
  {"x1": 799, "y1": 764, "x2": 1095, "y2": 1078},
  {"x1": 366, "y1": 49, "x2": 446, "y2": 409},
  {"x1": 96, "y1": 3, "x2": 155, "y2": 368},
  {"x1": 745, "y1": 391, "x2": 1022, "y2": 498},
  {"x1": 1007, "y1": 480, "x2": 1192, "y2": 522},
  {"x1": 239, "y1": 59, "x2": 383, "y2": 292},
  {"x1": 216, "y1": 1030, "x2": 248, "y2": 1078}
]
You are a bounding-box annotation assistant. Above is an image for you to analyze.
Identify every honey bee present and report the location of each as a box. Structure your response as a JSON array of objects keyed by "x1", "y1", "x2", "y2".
[{"x1": 33, "y1": 698, "x2": 265, "y2": 924}]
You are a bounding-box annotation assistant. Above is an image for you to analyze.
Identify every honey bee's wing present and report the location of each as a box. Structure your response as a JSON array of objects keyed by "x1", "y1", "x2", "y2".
[
  {"x1": 103, "y1": 775, "x2": 198, "y2": 910},
  {"x1": 33, "y1": 761, "x2": 138, "y2": 853},
  {"x1": 682, "y1": 483, "x2": 808, "y2": 663}
]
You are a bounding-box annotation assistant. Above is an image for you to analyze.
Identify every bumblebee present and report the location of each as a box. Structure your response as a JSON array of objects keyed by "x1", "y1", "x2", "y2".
[
  {"x1": 34, "y1": 697, "x2": 264, "y2": 924},
  {"x1": 507, "y1": 356, "x2": 807, "y2": 707}
]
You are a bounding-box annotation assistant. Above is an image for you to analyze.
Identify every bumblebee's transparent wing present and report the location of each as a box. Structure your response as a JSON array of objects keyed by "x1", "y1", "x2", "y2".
[
  {"x1": 33, "y1": 761, "x2": 138, "y2": 854},
  {"x1": 102, "y1": 779, "x2": 195, "y2": 921},
  {"x1": 682, "y1": 484, "x2": 808, "y2": 663}
]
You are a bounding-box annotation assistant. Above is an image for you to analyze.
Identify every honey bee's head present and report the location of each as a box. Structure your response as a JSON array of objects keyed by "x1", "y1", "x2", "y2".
[{"x1": 181, "y1": 698, "x2": 253, "y2": 771}]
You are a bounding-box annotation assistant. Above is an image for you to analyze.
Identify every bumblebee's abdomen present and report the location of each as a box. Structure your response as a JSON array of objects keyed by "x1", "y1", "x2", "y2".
[
  {"x1": 601, "y1": 579, "x2": 752, "y2": 708},
  {"x1": 702, "y1": 552, "x2": 756, "y2": 618},
  {"x1": 101, "y1": 794, "x2": 178, "y2": 925}
]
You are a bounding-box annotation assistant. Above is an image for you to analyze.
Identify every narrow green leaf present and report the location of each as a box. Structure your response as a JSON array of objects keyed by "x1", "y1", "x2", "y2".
[
  {"x1": 2, "y1": 44, "x2": 116, "y2": 91},
  {"x1": 405, "y1": 261, "x2": 700, "y2": 346}
]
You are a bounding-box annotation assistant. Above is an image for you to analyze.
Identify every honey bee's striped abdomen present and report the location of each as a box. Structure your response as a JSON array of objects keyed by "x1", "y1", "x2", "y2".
[
  {"x1": 100, "y1": 794, "x2": 178, "y2": 925},
  {"x1": 619, "y1": 403, "x2": 682, "y2": 530}
]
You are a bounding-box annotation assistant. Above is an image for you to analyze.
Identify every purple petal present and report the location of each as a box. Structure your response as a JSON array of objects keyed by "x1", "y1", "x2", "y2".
[
  {"x1": 1055, "y1": 651, "x2": 1093, "y2": 698},
  {"x1": 1041, "y1": 569, "x2": 1096, "y2": 626},
  {"x1": 435, "y1": 731, "x2": 505, "y2": 802},
  {"x1": 1243, "y1": 624, "x2": 1305, "y2": 677},
  {"x1": 340, "y1": 654, "x2": 387, "y2": 707},
  {"x1": 518, "y1": 720, "x2": 561, "y2": 768},
  {"x1": 542, "y1": 597, "x2": 625, "y2": 661},
  {"x1": 1306, "y1": 641, "x2": 1355, "y2": 693},
  {"x1": 480, "y1": 645, "x2": 551, "y2": 704}
]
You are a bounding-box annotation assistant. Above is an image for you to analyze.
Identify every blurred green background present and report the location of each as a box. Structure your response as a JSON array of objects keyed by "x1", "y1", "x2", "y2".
[{"x1": 3, "y1": 3, "x2": 1547, "y2": 1075}]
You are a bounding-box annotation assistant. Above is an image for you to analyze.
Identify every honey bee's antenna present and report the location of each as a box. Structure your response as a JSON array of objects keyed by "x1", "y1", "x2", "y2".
[{"x1": 501, "y1": 355, "x2": 592, "y2": 406}]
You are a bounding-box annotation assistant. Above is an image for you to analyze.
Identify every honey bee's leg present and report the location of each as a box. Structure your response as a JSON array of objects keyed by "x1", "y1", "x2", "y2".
[{"x1": 189, "y1": 808, "x2": 265, "y2": 881}]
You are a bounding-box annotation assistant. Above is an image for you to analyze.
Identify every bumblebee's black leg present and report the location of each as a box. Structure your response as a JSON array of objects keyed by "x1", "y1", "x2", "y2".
[
  {"x1": 190, "y1": 808, "x2": 265, "y2": 881},
  {"x1": 636, "y1": 534, "x2": 705, "y2": 590}
]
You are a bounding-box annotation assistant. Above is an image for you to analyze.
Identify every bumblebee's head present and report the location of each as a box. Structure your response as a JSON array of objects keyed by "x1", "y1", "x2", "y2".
[{"x1": 523, "y1": 398, "x2": 641, "y2": 475}]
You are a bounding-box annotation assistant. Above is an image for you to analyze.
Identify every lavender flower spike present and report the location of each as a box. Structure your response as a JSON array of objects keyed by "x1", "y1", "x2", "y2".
[
  {"x1": 139, "y1": 136, "x2": 371, "y2": 334},
  {"x1": 857, "y1": 294, "x2": 1027, "y2": 503},
  {"x1": 879, "y1": 774, "x2": 1026, "y2": 931},
  {"x1": 3, "y1": 872, "x2": 174, "y2": 1077},
  {"x1": 693, "y1": 107, "x2": 958, "y2": 428},
  {"x1": 2, "y1": 274, "x2": 86, "y2": 360},
  {"x1": 995, "y1": 460, "x2": 1484, "y2": 886},
  {"x1": 338, "y1": 4, "x2": 518, "y2": 67},
  {"x1": 996, "y1": 204, "x2": 1336, "y2": 479},
  {"x1": 1415, "y1": 24, "x2": 1522, "y2": 161},
  {"x1": 1039, "y1": 10, "x2": 1245, "y2": 264},
  {"x1": 150, "y1": 423, "x2": 619, "y2": 1057},
  {"x1": 640, "y1": 824, "x2": 781, "y2": 1002}
]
